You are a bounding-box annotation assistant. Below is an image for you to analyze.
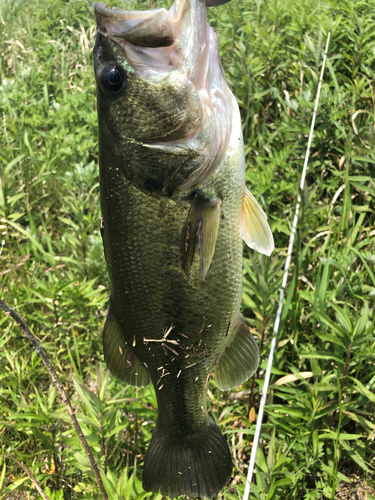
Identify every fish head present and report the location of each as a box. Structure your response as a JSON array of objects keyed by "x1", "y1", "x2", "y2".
[{"x1": 94, "y1": 0, "x2": 234, "y2": 195}]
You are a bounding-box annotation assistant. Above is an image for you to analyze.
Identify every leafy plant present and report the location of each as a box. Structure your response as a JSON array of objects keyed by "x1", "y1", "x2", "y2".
[{"x1": 0, "y1": 0, "x2": 374, "y2": 498}]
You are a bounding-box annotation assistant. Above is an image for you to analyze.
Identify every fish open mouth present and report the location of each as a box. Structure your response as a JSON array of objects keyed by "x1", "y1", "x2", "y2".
[
  {"x1": 93, "y1": 3, "x2": 176, "y2": 47},
  {"x1": 93, "y1": 0, "x2": 209, "y2": 75}
]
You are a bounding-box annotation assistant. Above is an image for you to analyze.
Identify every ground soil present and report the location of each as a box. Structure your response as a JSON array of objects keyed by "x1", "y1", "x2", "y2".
[{"x1": 336, "y1": 476, "x2": 375, "y2": 500}]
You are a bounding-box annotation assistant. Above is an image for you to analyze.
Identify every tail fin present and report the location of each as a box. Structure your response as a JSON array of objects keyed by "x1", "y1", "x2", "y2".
[{"x1": 143, "y1": 418, "x2": 232, "y2": 498}]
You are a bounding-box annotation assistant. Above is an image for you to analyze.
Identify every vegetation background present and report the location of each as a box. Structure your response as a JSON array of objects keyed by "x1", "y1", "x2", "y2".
[{"x1": 0, "y1": 0, "x2": 375, "y2": 498}]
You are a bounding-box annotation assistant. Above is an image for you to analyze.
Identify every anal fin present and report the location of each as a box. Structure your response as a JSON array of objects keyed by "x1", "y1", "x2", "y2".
[
  {"x1": 182, "y1": 192, "x2": 222, "y2": 279},
  {"x1": 103, "y1": 300, "x2": 150, "y2": 387},
  {"x1": 241, "y1": 186, "x2": 274, "y2": 256},
  {"x1": 214, "y1": 318, "x2": 259, "y2": 391}
]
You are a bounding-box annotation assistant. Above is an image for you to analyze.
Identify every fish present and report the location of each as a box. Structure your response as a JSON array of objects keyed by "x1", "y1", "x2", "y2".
[{"x1": 93, "y1": 0, "x2": 274, "y2": 497}]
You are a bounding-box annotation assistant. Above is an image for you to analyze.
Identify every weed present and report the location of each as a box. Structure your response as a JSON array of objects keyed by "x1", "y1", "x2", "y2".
[{"x1": 0, "y1": 0, "x2": 374, "y2": 498}]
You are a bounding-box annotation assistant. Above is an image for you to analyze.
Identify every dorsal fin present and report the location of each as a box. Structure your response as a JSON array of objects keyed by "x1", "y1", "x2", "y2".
[{"x1": 214, "y1": 318, "x2": 259, "y2": 391}]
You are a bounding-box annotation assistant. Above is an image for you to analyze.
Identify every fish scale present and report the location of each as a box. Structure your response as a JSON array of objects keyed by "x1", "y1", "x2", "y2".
[
  {"x1": 102, "y1": 139, "x2": 243, "y2": 361},
  {"x1": 94, "y1": 0, "x2": 273, "y2": 496}
]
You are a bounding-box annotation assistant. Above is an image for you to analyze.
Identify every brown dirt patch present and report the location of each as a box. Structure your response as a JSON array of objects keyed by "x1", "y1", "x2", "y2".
[{"x1": 336, "y1": 476, "x2": 375, "y2": 500}]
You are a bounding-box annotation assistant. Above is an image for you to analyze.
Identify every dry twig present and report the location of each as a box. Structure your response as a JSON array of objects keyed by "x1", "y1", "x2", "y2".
[
  {"x1": 14, "y1": 460, "x2": 51, "y2": 500},
  {"x1": 0, "y1": 299, "x2": 109, "y2": 500}
]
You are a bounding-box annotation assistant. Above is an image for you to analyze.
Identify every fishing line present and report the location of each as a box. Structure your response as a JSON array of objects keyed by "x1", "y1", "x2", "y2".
[{"x1": 243, "y1": 30, "x2": 331, "y2": 500}]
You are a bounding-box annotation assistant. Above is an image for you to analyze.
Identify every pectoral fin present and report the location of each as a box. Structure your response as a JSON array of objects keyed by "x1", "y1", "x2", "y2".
[
  {"x1": 182, "y1": 193, "x2": 222, "y2": 279},
  {"x1": 241, "y1": 187, "x2": 274, "y2": 256},
  {"x1": 214, "y1": 319, "x2": 259, "y2": 391},
  {"x1": 103, "y1": 300, "x2": 150, "y2": 387}
]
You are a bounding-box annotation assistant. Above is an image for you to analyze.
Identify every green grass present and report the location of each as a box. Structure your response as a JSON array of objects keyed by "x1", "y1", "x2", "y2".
[{"x1": 0, "y1": 0, "x2": 374, "y2": 498}]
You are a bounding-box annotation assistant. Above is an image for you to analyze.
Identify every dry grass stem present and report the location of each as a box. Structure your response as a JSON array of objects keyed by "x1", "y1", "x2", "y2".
[
  {"x1": 0, "y1": 299, "x2": 110, "y2": 500},
  {"x1": 15, "y1": 460, "x2": 51, "y2": 500}
]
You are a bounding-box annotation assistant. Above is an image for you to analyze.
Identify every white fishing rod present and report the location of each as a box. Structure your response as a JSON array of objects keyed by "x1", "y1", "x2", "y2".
[{"x1": 243, "y1": 30, "x2": 331, "y2": 500}]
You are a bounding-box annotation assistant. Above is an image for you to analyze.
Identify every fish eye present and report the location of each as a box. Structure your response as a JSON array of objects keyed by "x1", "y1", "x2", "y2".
[{"x1": 100, "y1": 65, "x2": 126, "y2": 93}]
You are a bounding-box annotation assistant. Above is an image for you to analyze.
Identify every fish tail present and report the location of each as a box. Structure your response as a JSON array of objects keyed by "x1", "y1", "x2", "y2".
[{"x1": 143, "y1": 418, "x2": 232, "y2": 498}]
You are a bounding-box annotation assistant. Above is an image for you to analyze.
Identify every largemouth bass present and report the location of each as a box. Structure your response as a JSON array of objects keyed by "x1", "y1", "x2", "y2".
[{"x1": 93, "y1": 0, "x2": 274, "y2": 497}]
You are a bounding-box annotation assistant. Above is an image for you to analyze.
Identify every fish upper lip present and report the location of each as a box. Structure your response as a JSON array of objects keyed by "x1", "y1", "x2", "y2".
[
  {"x1": 93, "y1": 3, "x2": 125, "y2": 19},
  {"x1": 94, "y1": 2, "x2": 163, "y2": 20}
]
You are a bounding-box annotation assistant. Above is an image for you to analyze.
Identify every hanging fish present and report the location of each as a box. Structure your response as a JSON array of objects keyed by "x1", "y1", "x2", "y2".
[{"x1": 93, "y1": 0, "x2": 274, "y2": 496}]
